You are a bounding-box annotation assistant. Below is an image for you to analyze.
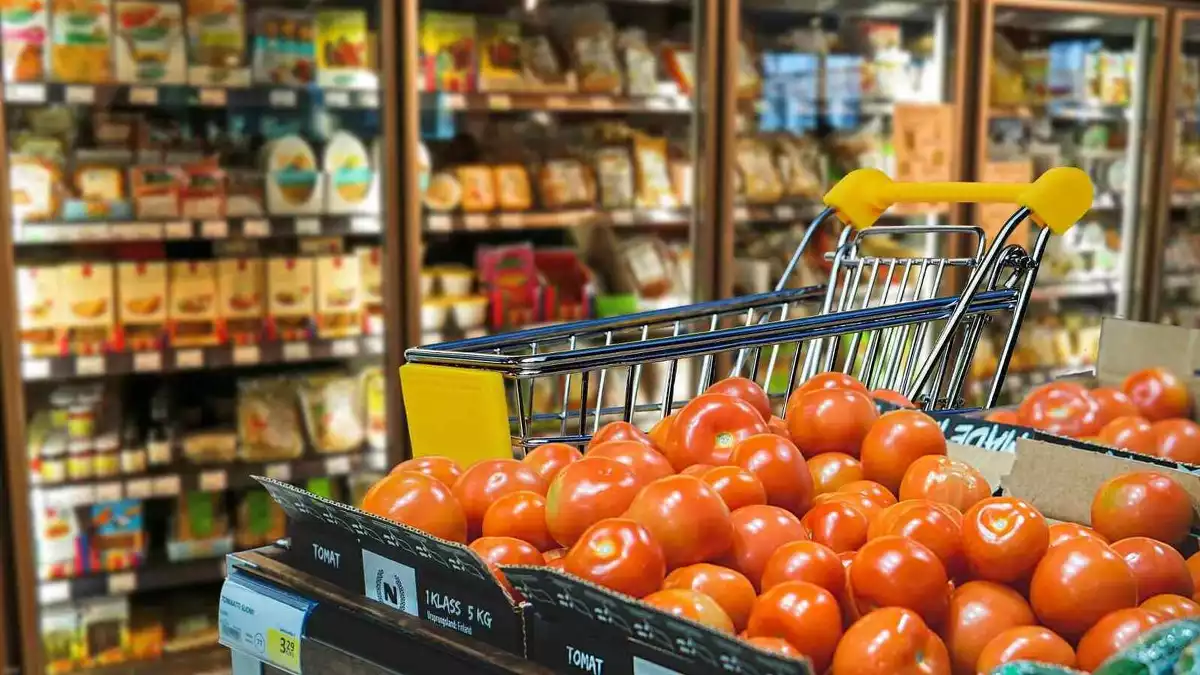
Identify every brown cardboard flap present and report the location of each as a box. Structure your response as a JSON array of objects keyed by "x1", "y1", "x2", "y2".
[
  {"x1": 1097, "y1": 317, "x2": 1198, "y2": 388},
  {"x1": 947, "y1": 442, "x2": 1014, "y2": 494}
]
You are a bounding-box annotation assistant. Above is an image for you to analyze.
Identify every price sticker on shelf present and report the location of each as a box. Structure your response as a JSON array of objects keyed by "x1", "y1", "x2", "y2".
[
  {"x1": 426, "y1": 214, "x2": 452, "y2": 232},
  {"x1": 107, "y1": 572, "x2": 136, "y2": 595},
  {"x1": 463, "y1": 214, "x2": 489, "y2": 230},
  {"x1": 325, "y1": 90, "x2": 351, "y2": 108},
  {"x1": 38, "y1": 581, "x2": 70, "y2": 606},
  {"x1": 76, "y1": 356, "x2": 105, "y2": 377},
  {"x1": 325, "y1": 455, "x2": 352, "y2": 475},
  {"x1": 6, "y1": 83, "x2": 46, "y2": 103},
  {"x1": 441, "y1": 93, "x2": 465, "y2": 110},
  {"x1": 282, "y1": 342, "x2": 311, "y2": 362},
  {"x1": 734, "y1": 206, "x2": 750, "y2": 221},
  {"x1": 358, "y1": 91, "x2": 380, "y2": 109},
  {"x1": 165, "y1": 221, "x2": 193, "y2": 239},
  {"x1": 153, "y1": 475, "x2": 182, "y2": 497},
  {"x1": 546, "y1": 96, "x2": 569, "y2": 109},
  {"x1": 488, "y1": 94, "x2": 512, "y2": 110},
  {"x1": 201, "y1": 220, "x2": 229, "y2": 238},
  {"x1": 497, "y1": 213, "x2": 523, "y2": 228},
  {"x1": 95, "y1": 482, "x2": 123, "y2": 502},
  {"x1": 243, "y1": 219, "x2": 271, "y2": 238},
  {"x1": 331, "y1": 339, "x2": 359, "y2": 357},
  {"x1": 270, "y1": 89, "x2": 298, "y2": 108},
  {"x1": 200, "y1": 470, "x2": 228, "y2": 492},
  {"x1": 233, "y1": 345, "x2": 261, "y2": 365},
  {"x1": 129, "y1": 87, "x2": 158, "y2": 105},
  {"x1": 126, "y1": 479, "x2": 153, "y2": 500},
  {"x1": 199, "y1": 88, "x2": 227, "y2": 106},
  {"x1": 611, "y1": 210, "x2": 635, "y2": 226},
  {"x1": 265, "y1": 463, "x2": 292, "y2": 482},
  {"x1": 590, "y1": 96, "x2": 615, "y2": 110},
  {"x1": 295, "y1": 218, "x2": 321, "y2": 236},
  {"x1": 647, "y1": 97, "x2": 671, "y2": 111},
  {"x1": 175, "y1": 349, "x2": 204, "y2": 369},
  {"x1": 21, "y1": 359, "x2": 50, "y2": 381},
  {"x1": 351, "y1": 216, "x2": 380, "y2": 234},
  {"x1": 65, "y1": 86, "x2": 95, "y2": 104},
  {"x1": 775, "y1": 204, "x2": 797, "y2": 220},
  {"x1": 219, "y1": 577, "x2": 312, "y2": 675},
  {"x1": 133, "y1": 351, "x2": 162, "y2": 372},
  {"x1": 363, "y1": 335, "x2": 384, "y2": 354}
]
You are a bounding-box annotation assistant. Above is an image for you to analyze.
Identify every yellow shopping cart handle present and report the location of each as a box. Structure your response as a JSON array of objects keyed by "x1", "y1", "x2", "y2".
[{"x1": 823, "y1": 167, "x2": 1094, "y2": 235}]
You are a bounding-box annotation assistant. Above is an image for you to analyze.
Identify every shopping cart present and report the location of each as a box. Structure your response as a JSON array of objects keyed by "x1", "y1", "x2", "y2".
[{"x1": 401, "y1": 167, "x2": 1093, "y2": 461}]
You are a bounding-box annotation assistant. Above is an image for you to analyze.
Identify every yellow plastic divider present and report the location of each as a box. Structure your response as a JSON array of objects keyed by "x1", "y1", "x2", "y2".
[{"x1": 399, "y1": 364, "x2": 514, "y2": 464}]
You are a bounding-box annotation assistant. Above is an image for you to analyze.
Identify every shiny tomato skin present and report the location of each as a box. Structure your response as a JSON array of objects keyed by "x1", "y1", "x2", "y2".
[
  {"x1": 587, "y1": 440, "x2": 674, "y2": 487},
  {"x1": 1018, "y1": 381, "x2": 1101, "y2": 437},
  {"x1": 648, "y1": 413, "x2": 676, "y2": 451},
  {"x1": 744, "y1": 636, "x2": 802, "y2": 658},
  {"x1": 761, "y1": 540, "x2": 844, "y2": 596},
  {"x1": 1030, "y1": 537, "x2": 1138, "y2": 639},
  {"x1": 545, "y1": 457, "x2": 640, "y2": 547},
  {"x1": 840, "y1": 480, "x2": 898, "y2": 509},
  {"x1": 469, "y1": 536, "x2": 544, "y2": 596},
  {"x1": 809, "y1": 452, "x2": 864, "y2": 494},
  {"x1": 1048, "y1": 522, "x2": 1108, "y2": 548},
  {"x1": 663, "y1": 564, "x2": 756, "y2": 632},
  {"x1": 666, "y1": 394, "x2": 769, "y2": 470},
  {"x1": 1092, "y1": 471, "x2": 1193, "y2": 547},
  {"x1": 898, "y1": 455, "x2": 991, "y2": 513},
  {"x1": 985, "y1": 409, "x2": 1021, "y2": 424},
  {"x1": 860, "y1": 409, "x2": 948, "y2": 493},
  {"x1": 831, "y1": 607, "x2": 950, "y2": 675},
  {"x1": 681, "y1": 464, "x2": 714, "y2": 477},
  {"x1": 1112, "y1": 536, "x2": 1195, "y2": 602},
  {"x1": 1076, "y1": 607, "x2": 1164, "y2": 672},
  {"x1": 700, "y1": 466, "x2": 768, "y2": 512},
  {"x1": 452, "y1": 459, "x2": 548, "y2": 538},
  {"x1": 362, "y1": 470, "x2": 468, "y2": 543},
  {"x1": 390, "y1": 456, "x2": 462, "y2": 488},
  {"x1": 1142, "y1": 593, "x2": 1200, "y2": 619},
  {"x1": 731, "y1": 434, "x2": 814, "y2": 515},
  {"x1": 793, "y1": 372, "x2": 871, "y2": 399},
  {"x1": 942, "y1": 581, "x2": 1036, "y2": 675},
  {"x1": 850, "y1": 535, "x2": 950, "y2": 626},
  {"x1": 961, "y1": 497, "x2": 1049, "y2": 583},
  {"x1": 869, "y1": 500, "x2": 965, "y2": 581},
  {"x1": 872, "y1": 388, "x2": 915, "y2": 408},
  {"x1": 723, "y1": 504, "x2": 809, "y2": 590},
  {"x1": 787, "y1": 388, "x2": 879, "y2": 458},
  {"x1": 747, "y1": 581, "x2": 843, "y2": 672},
  {"x1": 812, "y1": 491, "x2": 885, "y2": 522},
  {"x1": 1152, "y1": 418, "x2": 1200, "y2": 464},
  {"x1": 767, "y1": 415, "x2": 790, "y2": 438},
  {"x1": 1091, "y1": 387, "x2": 1141, "y2": 426},
  {"x1": 588, "y1": 421, "x2": 655, "y2": 450},
  {"x1": 642, "y1": 588, "x2": 735, "y2": 634},
  {"x1": 802, "y1": 500, "x2": 870, "y2": 553},
  {"x1": 1123, "y1": 367, "x2": 1192, "y2": 421},
  {"x1": 521, "y1": 443, "x2": 582, "y2": 483},
  {"x1": 481, "y1": 491, "x2": 555, "y2": 551},
  {"x1": 624, "y1": 475, "x2": 733, "y2": 569},
  {"x1": 1189, "y1": 551, "x2": 1200, "y2": 601},
  {"x1": 975, "y1": 626, "x2": 1077, "y2": 674},
  {"x1": 1097, "y1": 416, "x2": 1156, "y2": 455},
  {"x1": 706, "y1": 377, "x2": 772, "y2": 422},
  {"x1": 564, "y1": 518, "x2": 666, "y2": 598}
]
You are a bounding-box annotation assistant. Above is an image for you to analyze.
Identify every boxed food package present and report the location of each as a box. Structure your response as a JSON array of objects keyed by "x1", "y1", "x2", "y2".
[
  {"x1": 168, "y1": 261, "x2": 218, "y2": 347},
  {"x1": 114, "y1": 1, "x2": 187, "y2": 84},
  {"x1": 418, "y1": 11, "x2": 476, "y2": 92},
  {"x1": 237, "y1": 378, "x2": 303, "y2": 461},
  {"x1": 63, "y1": 164, "x2": 133, "y2": 221},
  {"x1": 315, "y1": 254, "x2": 362, "y2": 339},
  {"x1": 42, "y1": 605, "x2": 80, "y2": 675},
  {"x1": 18, "y1": 265, "x2": 63, "y2": 357},
  {"x1": 224, "y1": 169, "x2": 266, "y2": 217},
  {"x1": 266, "y1": 257, "x2": 315, "y2": 341},
  {"x1": 357, "y1": 246, "x2": 383, "y2": 334},
  {"x1": 61, "y1": 262, "x2": 115, "y2": 355},
  {"x1": 299, "y1": 373, "x2": 364, "y2": 453},
  {"x1": 35, "y1": 497, "x2": 85, "y2": 580},
  {"x1": 79, "y1": 597, "x2": 129, "y2": 668},
  {"x1": 251, "y1": 9, "x2": 315, "y2": 86},
  {"x1": 494, "y1": 165, "x2": 531, "y2": 211},
  {"x1": 86, "y1": 500, "x2": 145, "y2": 573},
  {"x1": 129, "y1": 166, "x2": 183, "y2": 219},
  {"x1": 217, "y1": 257, "x2": 264, "y2": 345},
  {"x1": 324, "y1": 130, "x2": 378, "y2": 214},
  {"x1": 50, "y1": 0, "x2": 114, "y2": 83},
  {"x1": 235, "y1": 490, "x2": 286, "y2": 549},
  {"x1": 117, "y1": 261, "x2": 167, "y2": 352},
  {"x1": 9, "y1": 155, "x2": 62, "y2": 223},
  {"x1": 477, "y1": 17, "x2": 522, "y2": 92},
  {"x1": 171, "y1": 491, "x2": 229, "y2": 542},
  {"x1": 186, "y1": 0, "x2": 249, "y2": 86},
  {"x1": 263, "y1": 135, "x2": 323, "y2": 215},
  {"x1": 315, "y1": 9, "x2": 374, "y2": 89},
  {"x1": 180, "y1": 161, "x2": 225, "y2": 219},
  {"x1": 2, "y1": 0, "x2": 48, "y2": 82}
]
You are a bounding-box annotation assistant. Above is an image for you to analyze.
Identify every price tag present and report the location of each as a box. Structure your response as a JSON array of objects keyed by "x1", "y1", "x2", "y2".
[
  {"x1": 175, "y1": 349, "x2": 204, "y2": 369},
  {"x1": 325, "y1": 455, "x2": 352, "y2": 475},
  {"x1": 75, "y1": 356, "x2": 105, "y2": 377},
  {"x1": 270, "y1": 89, "x2": 298, "y2": 107},
  {"x1": 219, "y1": 577, "x2": 312, "y2": 675},
  {"x1": 325, "y1": 90, "x2": 351, "y2": 108},
  {"x1": 282, "y1": 342, "x2": 311, "y2": 361},
  {"x1": 546, "y1": 96, "x2": 569, "y2": 109},
  {"x1": 107, "y1": 572, "x2": 136, "y2": 595},
  {"x1": 590, "y1": 96, "x2": 615, "y2": 110},
  {"x1": 363, "y1": 335, "x2": 384, "y2": 354},
  {"x1": 243, "y1": 219, "x2": 270, "y2": 238},
  {"x1": 38, "y1": 581, "x2": 70, "y2": 606},
  {"x1": 200, "y1": 469, "x2": 228, "y2": 492},
  {"x1": 133, "y1": 351, "x2": 162, "y2": 372},
  {"x1": 734, "y1": 206, "x2": 750, "y2": 221},
  {"x1": 6, "y1": 83, "x2": 46, "y2": 102},
  {"x1": 201, "y1": 220, "x2": 229, "y2": 238},
  {"x1": 497, "y1": 213, "x2": 523, "y2": 228},
  {"x1": 331, "y1": 339, "x2": 359, "y2": 357},
  {"x1": 265, "y1": 463, "x2": 292, "y2": 482},
  {"x1": 129, "y1": 87, "x2": 158, "y2": 105},
  {"x1": 442, "y1": 93, "x2": 465, "y2": 109},
  {"x1": 358, "y1": 91, "x2": 380, "y2": 108},
  {"x1": 65, "y1": 86, "x2": 94, "y2": 104},
  {"x1": 112, "y1": 223, "x2": 163, "y2": 240},
  {"x1": 295, "y1": 218, "x2": 321, "y2": 236},
  {"x1": 126, "y1": 479, "x2": 153, "y2": 499},
  {"x1": 426, "y1": 214, "x2": 451, "y2": 231},
  {"x1": 647, "y1": 97, "x2": 671, "y2": 111},
  {"x1": 463, "y1": 214, "x2": 489, "y2": 230},
  {"x1": 775, "y1": 204, "x2": 797, "y2": 220},
  {"x1": 153, "y1": 475, "x2": 182, "y2": 497},
  {"x1": 22, "y1": 359, "x2": 50, "y2": 380},
  {"x1": 488, "y1": 94, "x2": 512, "y2": 110},
  {"x1": 199, "y1": 88, "x2": 227, "y2": 106},
  {"x1": 95, "y1": 482, "x2": 123, "y2": 502},
  {"x1": 351, "y1": 216, "x2": 379, "y2": 233},
  {"x1": 233, "y1": 345, "x2": 261, "y2": 365},
  {"x1": 165, "y1": 221, "x2": 192, "y2": 239},
  {"x1": 611, "y1": 210, "x2": 635, "y2": 226}
]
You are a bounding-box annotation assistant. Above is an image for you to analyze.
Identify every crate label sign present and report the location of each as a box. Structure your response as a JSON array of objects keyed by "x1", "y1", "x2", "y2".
[
  {"x1": 361, "y1": 549, "x2": 418, "y2": 617},
  {"x1": 936, "y1": 415, "x2": 1033, "y2": 453}
]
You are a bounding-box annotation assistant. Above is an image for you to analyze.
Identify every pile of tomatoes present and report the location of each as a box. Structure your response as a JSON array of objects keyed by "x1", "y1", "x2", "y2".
[{"x1": 361, "y1": 371, "x2": 1200, "y2": 674}]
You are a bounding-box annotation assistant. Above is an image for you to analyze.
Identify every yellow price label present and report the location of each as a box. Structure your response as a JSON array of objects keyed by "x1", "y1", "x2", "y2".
[{"x1": 267, "y1": 627, "x2": 301, "y2": 673}]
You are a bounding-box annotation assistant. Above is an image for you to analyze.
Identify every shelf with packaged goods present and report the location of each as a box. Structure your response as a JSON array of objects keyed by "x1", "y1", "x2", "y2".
[
  {"x1": 13, "y1": 215, "x2": 384, "y2": 247},
  {"x1": 989, "y1": 101, "x2": 1131, "y2": 122},
  {"x1": 421, "y1": 90, "x2": 692, "y2": 114},
  {"x1": 76, "y1": 645, "x2": 229, "y2": 675},
  {"x1": 38, "y1": 557, "x2": 226, "y2": 607},
  {"x1": 422, "y1": 201, "x2": 827, "y2": 233},
  {"x1": 1, "y1": 82, "x2": 381, "y2": 110}
]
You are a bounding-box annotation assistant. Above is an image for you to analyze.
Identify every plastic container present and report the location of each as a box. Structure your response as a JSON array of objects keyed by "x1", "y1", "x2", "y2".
[
  {"x1": 437, "y1": 267, "x2": 474, "y2": 296},
  {"x1": 448, "y1": 296, "x2": 488, "y2": 329},
  {"x1": 420, "y1": 301, "x2": 448, "y2": 331}
]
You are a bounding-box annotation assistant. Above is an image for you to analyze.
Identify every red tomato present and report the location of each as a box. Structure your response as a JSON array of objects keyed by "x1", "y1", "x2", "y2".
[
  {"x1": 787, "y1": 388, "x2": 879, "y2": 458},
  {"x1": 850, "y1": 535, "x2": 950, "y2": 626},
  {"x1": 1048, "y1": 522, "x2": 1108, "y2": 548},
  {"x1": 812, "y1": 491, "x2": 886, "y2": 522},
  {"x1": 975, "y1": 626, "x2": 1077, "y2": 673},
  {"x1": 961, "y1": 497, "x2": 1048, "y2": 584},
  {"x1": 761, "y1": 540, "x2": 844, "y2": 596},
  {"x1": 1018, "y1": 381, "x2": 1102, "y2": 437},
  {"x1": 642, "y1": 588, "x2": 735, "y2": 633},
  {"x1": 985, "y1": 409, "x2": 1021, "y2": 424},
  {"x1": 767, "y1": 415, "x2": 790, "y2": 438},
  {"x1": 802, "y1": 500, "x2": 870, "y2": 553},
  {"x1": 362, "y1": 471, "x2": 467, "y2": 543},
  {"x1": 587, "y1": 440, "x2": 673, "y2": 487},
  {"x1": 831, "y1": 607, "x2": 950, "y2": 675},
  {"x1": 1098, "y1": 416, "x2": 1156, "y2": 455},
  {"x1": 1076, "y1": 607, "x2": 1163, "y2": 672},
  {"x1": 1123, "y1": 367, "x2": 1192, "y2": 421},
  {"x1": 666, "y1": 394, "x2": 769, "y2": 469},
  {"x1": 545, "y1": 457, "x2": 640, "y2": 547},
  {"x1": 731, "y1": 434, "x2": 814, "y2": 515},
  {"x1": 1030, "y1": 537, "x2": 1138, "y2": 639},
  {"x1": 390, "y1": 456, "x2": 462, "y2": 488},
  {"x1": 839, "y1": 480, "x2": 898, "y2": 509},
  {"x1": 681, "y1": 464, "x2": 714, "y2": 476},
  {"x1": 564, "y1": 518, "x2": 666, "y2": 598},
  {"x1": 706, "y1": 377, "x2": 772, "y2": 422},
  {"x1": 452, "y1": 459, "x2": 547, "y2": 538},
  {"x1": 624, "y1": 475, "x2": 733, "y2": 569},
  {"x1": 942, "y1": 581, "x2": 1036, "y2": 675},
  {"x1": 868, "y1": 501, "x2": 965, "y2": 581},
  {"x1": 543, "y1": 548, "x2": 567, "y2": 563},
  {"x1": 648, "y1": 413, "x2": 676, "y2": 451},
  {"x1": 1142, "y1": 593, "x2": 1200, "y2": 619},
  {"x1": 1153, "y1": 418, "x2": 1200, "y2": 464},
  {"x1": 898, "y1": 455, "x2": 991, "y2": 513},
  {"x1": 1112, "y1": 536, "x2": 1195, "y2": 602},
  {"x1": 663, "y1": 564, "x2": 756, "y2": 632},
  {"x1": 469, "y1": 536, "x2": 544, "y2": 596},
  {"x1": 793, "y1": 372, "x2": 870, "y2": 399},
  {"x1": 1091, "y1": 471, "x2": 1194, "y2": 547},
  {"x1": 809, "y1": 452, "x2": 865, "y2": 494},
  {"x1": 588, "y1": 421, "x2": 654, "y2": 450},
  {"x1": 723, "y1": 504, "x2": 808, "y2": 590},
  {"x1": 700, "y1": 466, "x2": 767, "y2": 511},
  {"x1": 481, "y1": 491, "x2": 555, "y2": 551},
  {"x1": 521, "y1": 443, "x2": 582, "y2": 483},
  {"x1": 744, "y1": 636, "x2": 802, "y2": 658},
  {"x1": 1190, "y1": 552, "x2": 1200, "y2": 602},
  {"x1": 872, "y1": 388, "x2": 915, "y2": 408},
  {"x1": 860, "y1": 409, "x2": 948, "y2": 493},
  {"x1": 747, "y1": 581, "x2": 843, "y2": 671},
  {"x1": 1090, "y1": 387, "x2": 1141, "y2": 426}
]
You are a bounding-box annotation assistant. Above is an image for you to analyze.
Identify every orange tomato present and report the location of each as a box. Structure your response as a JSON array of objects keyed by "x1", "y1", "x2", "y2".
[
  {"x1": 521, "y1": 443, "x2": 582, "y2": 483},
  {"x1": 587, "y1": 440, "x2": 673, "y2": 487},
  {"x1": 839, "y1": 480, "x2": 898, "y2": 509},
  {"x1": 872, "y1": 388, "x2": 915, "y2": 408},
  {"x1": 681, "y1": 464, "x2": 714, "y2": 477},
  {"x1": 761, "y1": 540, "x2": 844, "y2": 596},
  {"x1": 452, "y1": 459, "x2": 547, "y2": 538},
  {"x1": 747, "y1": 581, "x2": 843, "y2": 671},
  {"x1": 812, "y1": 491, "x2": 886, "y2": 522},
  {"x1": 860, "y1": 409, "x2": 947, "y2": 493},
  {"x1": 975, "y1": 626, "x2": 1077, "y2": 674},
  {"x1": 744, "y1": 636, "x2": 802, "y2": 658},
  {"x1": 481, "y1": 491, "x2": 555, "y2": 551},
  {"x1": 731, "y1": 434, "x2": 814, "y2": 515},
  {"x1": 868, "y1": 500, "x2": 965, "y2": 581},
  {"x1": 362, "y1": 471, "x2": 467, "y2": 543},
  {"x1": 942, "y1": 580, "x2": 1036, "y2": 675},
  {"x1": 706, "y1": 377, "x2": 772, "y2": 422},
  {"x1": 898, "y1": 455, "x2": 991, "y2": 513},
  {"x1": 850, "y1": 535, "x2": 950, "y2": 626},
  {"x1": 666, "y1": 394, "x2": 769, "y2": 470},
  {"x1": 648, "y1": 413, "x2": 676, "y2": 450},
  {"x1": 723, "y1": 504, "x2": 808, "y2": 590},
  {"x1": 1189, "y1": 551, "x2": 1200, "y2": 602},
  {"x1": 1141, "y1": 593, "x2": 1200, "y2": 619},
  {"x1": 624, "y1": 475, "x2": 733, "y2": 569},
  {"x1": 545, "y1": 457, "x2": 640, "y2": 547},
  {"x1": 787, "y1": 388, "x2": 879, "y2": 458},
  {"x1": 793, "y1": 372, "x2": 870, "y2": 399},
  {"x1": 1030, "y1": 537, "x2": 1138, "y2": 639},
  {"x1": 642, "y1": 588, "x2": 735, "y2": 634},
  {"x1": 390, "y1": 456, "x2": 462, "y2": 488},
  {"x1": 1090, "y1": 387, "x2": 1141, "y2": 426},
  {"x1": 767, "y1": 415, "x2": 790, "y2": 438},
  {"x1": 1123, "y1": 367, "x2": 1192, "y2": 421},
  {"x1": 1097, "y1": 416, "x2": 1156, "y2": 455},
  {"x1": 469, "y1": 536, "x2": 544, "y2": 595},
  {"x1": 809, "y1": 452, "x2": 864, "y2": 494},
  {"x1": 1152, "y1": 418, "x2": 1200, "y2": 464},
  {"x1": 802, "y1": 500, "x2": 870, "y2": 553},
  {"x1": 588, "y1": 420, "x2": 654, "y2": 449},
  {"x1": 1047, "y1": 522, "x2": 1108, "y2": 548},
  {"x1": 1018, "y1": 381, "x2": 1102, "y2": 437},
  {"x1": 1076, "y1": 607, "x2": 1163, "y2": 672},
  {"x1": 1091, "y1": 471, "x2": 1194, "y2": 547},
  {"x1": 1112, "y1": 536, "x2": 1195, "y2": 602},
  {"x1": 985, "y1": 409, "x2": 1021, "y2": 424},
  {"x1": 961, "y1": 497, "x2": 1048, "y2": 584},
  {"x1": 564, "y1": 518, "x2": 666, "y2": 598},
  {"x1": 663, "y1": 564, "x2": 756, "y2": 632},
  {"x1": 831, "y1": 607, "x2": 950, "y2": 675},
  {"x1": 699, "y1": 466, "x2": 767, "y2": 512}
]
